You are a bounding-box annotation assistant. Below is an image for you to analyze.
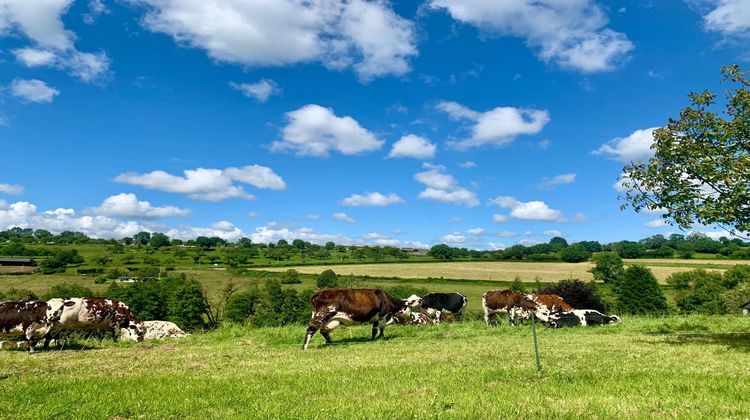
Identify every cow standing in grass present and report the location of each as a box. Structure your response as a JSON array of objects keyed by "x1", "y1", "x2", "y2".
[
  {"x1": 547, "y1": 310, "x2": 620, "y2": 328},
  {"x1": 0, "y1": 300, "x2": 69, "y2": 352},
  {"x1": 302, "y1": 289, "x2": 421, "y2": 350},
  {"x1": 482, "y1": 290, "x2": 543, "y2": 326},
  {"x1": 45, "y1": 298, "x2": 144, "y2": 348},
  {"x1": 406, "y1": 292, "x2": 468, "y2": 323}
]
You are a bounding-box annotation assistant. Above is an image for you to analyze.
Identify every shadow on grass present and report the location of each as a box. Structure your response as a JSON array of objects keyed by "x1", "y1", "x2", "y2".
[{"x1": 656, "y1": 332, "x2": 750, "y2": 352}]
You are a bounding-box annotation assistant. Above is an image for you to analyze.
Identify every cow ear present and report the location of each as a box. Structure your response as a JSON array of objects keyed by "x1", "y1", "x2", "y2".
[{"x1": 64, "y1": 301, "x2": 76, "y2": 307}]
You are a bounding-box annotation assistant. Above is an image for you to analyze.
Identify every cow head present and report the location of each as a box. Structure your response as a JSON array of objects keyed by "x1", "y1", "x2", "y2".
[
  {"x1": 608, "y1": 315, "x2": 621, "y2": 324},
  {"x1": 123, "y1": 321, "x2": 145, "y2": 342},
  {"x1": 404, "y1": 294, "x2": 423, "y2": 308}
]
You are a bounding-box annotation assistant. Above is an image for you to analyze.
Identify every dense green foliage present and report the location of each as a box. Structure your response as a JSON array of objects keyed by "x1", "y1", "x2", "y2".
[
  {"x1": 668, "y1": 265, "x2": 750, "y2": 314},
  {"x1": 535, "y1": 279, "x2": 606, "y2": 312},
  {"x1": 316, "y1": 269, "x2": 340, "y2": 288},
  {"x1": 589, "y1": 252, "x2": 624, "y2": 284},
  {"x1": 41, "y1": 283, "x2": 94, "y2": 301},
  {"x1": 613, "y1": 266, "x2": 669, "y2": 315},
  {"x1": 622, "y1": 65, "x2": 750, "y2": 234}
]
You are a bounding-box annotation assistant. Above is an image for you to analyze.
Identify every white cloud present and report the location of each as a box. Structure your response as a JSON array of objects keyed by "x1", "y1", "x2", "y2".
[
  {"x1": 360, "y1": 232, "x2": 429, "y2": 248},
  {"x1": 492, "y1": 214, "x2": 508, "y2": 223},
  {"x1": 542, "y1": 229, "x2": 562, "y2": 236},
  {"x1": 387, "y1": 134, "x2": 436, "y2": 159},
  {"x1": 414, "y1": 167, "x2": 479, "y2": 207},
  {"x1": 466, "y1": 227, "x2": 485, "y2": 235},
  {"x1": 489, "y1": 195, "x2": 566, "y2": 222},
  {"x1": 1, "y1": 2, "x2": 111, "y2": 83},
  {"x1": 0, "y1": 183, "x2": 24, "y2": 195},
  {"x1": 518, "y1": 239, "x2": 542, "y2": 246},
  {"x1": 440, "y1": 232, "x2": 466, "y2": 245},
  {"x1": 229, "y1": 79, "x2": 281, "y2": 102},
  {"x1": 166, "y1": 221, "x2": 245, "y2": 242},
  {"x1": 430, "y1": 0, "x2": 634, "y2": 73},
  {"x1": 436, "y1": 101, "x2": 549, "y2": 149},
  {"x1": 540, "y1": 173, "x2": 576, "y2": 188},
  {"x1": 341, "y1": 192, "x2": 404, "y2": 207},
  {"x1": 273, "y1": 104, "x2": 383, "y2": 157},
  {"x1": 493, "y1": 230, "x2": 516, "y2": 238},
  {"x1": 83, "y1": 0, "x2": 108, "y2": 25},
  {"x1": 115, "y1": 165, "x2": 285, "y2": 201},
  {"x1": 249, "y1": 223, "x2": 349, "y2": 245},
  {"x1": 645, "y1": 219, "x2": 668, "y2": 228},
  {"x1": 90, "y1": 193, "x2": 190, "y2": 219},
  {"x1": 458, "y1": 161, "x2": 477, "y2": 169},
  {"x1": 131, "y1": 0, "x2": 417, "y2": 81},
  {"x1": 333, "y1": 212, "x2": 356, "y2": 223},
  {"x1": 701, "y1": 0, "x2": 750, "y2": 38},
  {"x1": 593, "y1": 127, "x2": 658, "y2": 162},
  {"x1": 488, "y1": 242, "x2": 507, "y2": 250},
  {"x1": 9, "y1": 79, "x2": 59, "y2": 103}
]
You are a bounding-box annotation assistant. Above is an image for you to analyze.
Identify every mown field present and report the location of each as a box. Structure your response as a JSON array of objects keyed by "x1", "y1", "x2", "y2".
[
  {"x1": 258, "y1": 259, "x2": 742, "y2": 284},
  {"x1": 0, "y1": 316, "x2": 748, "y2": 418}
]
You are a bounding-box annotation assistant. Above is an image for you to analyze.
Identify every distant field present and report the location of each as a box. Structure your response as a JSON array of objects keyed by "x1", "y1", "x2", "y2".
[
  {"x1": 258, "y1": 260, "x2": 734, "y2": 284},
  {"x1": 0, "y1": 316, "x2": 747, "y2": 418}
]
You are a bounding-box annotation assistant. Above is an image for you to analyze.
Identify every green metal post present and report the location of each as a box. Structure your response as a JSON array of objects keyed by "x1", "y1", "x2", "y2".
[{"x1": 531, "y1": 313, "x2": 542, "y2": 372}]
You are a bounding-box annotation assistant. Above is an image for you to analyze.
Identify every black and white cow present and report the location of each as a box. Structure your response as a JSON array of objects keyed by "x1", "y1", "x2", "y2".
[
  {"x1": 0, "y1": 300, "x2": 69, "y2": 352},
  {"x1": 546, "y1": 309, "x2": 620, "y2": 328},
  {"x1": 406, "y1": 292, "x2": 468, "y2": 323}
]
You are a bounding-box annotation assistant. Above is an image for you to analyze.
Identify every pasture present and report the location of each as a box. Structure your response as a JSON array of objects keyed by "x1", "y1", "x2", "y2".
[{"x1": 0, "y1": 316, "x2": 748, "y2": 418}]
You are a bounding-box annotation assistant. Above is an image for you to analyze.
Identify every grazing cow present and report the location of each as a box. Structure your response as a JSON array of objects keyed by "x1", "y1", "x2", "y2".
[
  {"x1": 482, "y1": 290, "x2": 541, "y2": 326},
  {"x1": 45, "y1": 298, "x2": 144, "y2": 348},
  {"x1": 547, "y1": 309, "x2": 620, "y2": 328},
  {"x1": 0, "y1": 300, "x2": 68, "y2": 353},
  {"x1": 302, "y1": 288, "x2": 420, "y2": 350},
  {"x1": 121, "y1": 320, "x2": 187, "y2": 341},
  {"x1": 406, "y1": 292, "x2": 468, "y2": 323}
]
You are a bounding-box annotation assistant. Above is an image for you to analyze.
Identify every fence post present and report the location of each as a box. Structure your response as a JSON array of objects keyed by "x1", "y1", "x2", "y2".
[{"x1": 531, "y1": 313, "x2": 542, "y2": 372}]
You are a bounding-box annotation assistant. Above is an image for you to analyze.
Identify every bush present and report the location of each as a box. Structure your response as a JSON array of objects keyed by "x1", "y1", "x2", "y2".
[
  {"x1": 0, "y1": 287, "x2": 39, "y2": 301},
  {"x1": 316, "y1": 269, "x2": 340, "y2": 289},
  {"x1": 42, "y1": 283, "x2": 94, "y2": 300},
  {"x1": 249, "y1": 280, "x2": 312, "y2": 327},
  {"x1": 590, "y1": 252, "x2": 624, "y2": 284},
  {"x1": 509, "y1": 276, "x2": 527, "y2": 293},
  {"x1": 534, "y1": 279, "x2": 606, "y2": 312},
  {"x1": 667, "y1": 270, "x2": 727, "y2": 314},
  {"x1": 223, "y1": 289, "x2": 262, "y2": 323},
  {"x1": 721, "y1": 282, "x2": 750, "y2": 315},
  {"x1": 613, "y1": 265, "x2": 668, "y2": 315},
  {"x1": 560, "y1": 244, "x2": 592, "y2": 263},
  {"x1": 523, "y1": 253, "x2": 561, "y2": 262},
  {"x1": 617, "y1": 242, "x2": 646, "y2": 259},
  {"x1": 281, "y1": 269, "x2": 301, "y2": 284}
]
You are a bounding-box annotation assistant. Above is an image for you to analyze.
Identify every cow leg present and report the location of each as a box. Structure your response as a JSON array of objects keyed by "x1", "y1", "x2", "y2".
[
  {"x1": 434, "y1": 311, "x2": 442, "y2": 323},
  {"x1": 376, "y1": 318, "x2": 389, "y2": 339},
  {"x1": 111, "y1": 327, "x2": 119, "y2": 342},
  {"x1": 371, "y1": 321, "x2": 379, "y2": 340},
  {"x1": 320, "y1": 320, "x2": 340, "y2": 344},
  {"x1": 24, "y1": 325, "x2": 36, "y2": 354},
  {"x1": 303, "y1": 311, "x2": 335, "y2": 350}
]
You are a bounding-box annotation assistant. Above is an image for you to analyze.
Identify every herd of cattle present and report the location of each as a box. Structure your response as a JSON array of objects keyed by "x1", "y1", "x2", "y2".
[
  {"x1": 302, "y1": 288, "x2": 619, "y2": 349},
  {"x1": 0, "y1": 297, "x2": 186, "y2": 352},
  {"x1": 0, "y1": 287, "x2": 618, "y2": 353}
]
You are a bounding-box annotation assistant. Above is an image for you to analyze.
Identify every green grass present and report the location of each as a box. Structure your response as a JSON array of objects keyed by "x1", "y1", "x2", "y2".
[{"x1": 0, "y1": 316, "x2": 748, "y2": 418}]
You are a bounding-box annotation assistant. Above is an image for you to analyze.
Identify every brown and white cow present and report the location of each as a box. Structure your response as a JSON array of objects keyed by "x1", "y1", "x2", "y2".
[
  {"x1": 509, "y1": 294, "x2": 576, "y2": 323},
  {"x1": 302, "y1": 288, "x2": 421, "y2": 350},
  {"x1": 482, "y1": 290, "x2": 542, "y2": 326},
  {"x1": 0, "y1": 300, "x2": 69, "y2": 353},
  {"x1": 45, "y1": 298, "x2": 144, "y2": 348},
  {"x1": 121, "y1": 320, "x2": 188, "y2": 341}
]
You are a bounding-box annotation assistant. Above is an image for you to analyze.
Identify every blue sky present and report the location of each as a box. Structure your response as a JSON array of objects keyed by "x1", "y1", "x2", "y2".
[{"x1": 0, "y1": 0, "x2": 748, "y2": 249}]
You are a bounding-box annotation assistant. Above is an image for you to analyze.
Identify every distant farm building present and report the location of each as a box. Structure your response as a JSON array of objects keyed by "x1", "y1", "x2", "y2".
[{"x1": 0, "y1": 258, "x2": 36, "y2": 267}]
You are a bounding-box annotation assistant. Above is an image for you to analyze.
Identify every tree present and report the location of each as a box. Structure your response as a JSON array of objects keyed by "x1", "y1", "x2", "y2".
[
  {"x1": 616, "y1": 241, "x2": 646, "y2": 259},
  {"x1": 590, "y1": 252, "x2": 624, "y2": 284},
  {"x1": 316, "y1": 269, "x2": 339, "y2": 289},
  {"x1": 325, "y1": 241, "x2": 336, "y2": 250},
  {"x1": 42, "y1": 283, "x2": 94, "y2": 300},
  {"x1": 549, "y1": 236, "x2": 569, "y2": 249},
  {"x1": 428, "y1": 244, "x2": 454, "y2": 260},
  {"x1": 133, "y1": 231, "x2": 151, "y2": 246},
  {"x1": 535, "y1": 279, "x2": 606, "y2": 312},
  {"x1": 281, "y1": 269, "x2": 301, "y2": 284},
  {"x1": 560, "y1": 244, "x2": 592, "y2": 263},
  {"x1": 621, "y1": 65, "x2": 750, "y2": 235},
  {"x1": 150, "y1": 232, "x2": 170, "y2": 249},
  {"x1": 667, "y1": 269, "x2": 728, "y2": 314},
  {"x1": 613, "y1": 266, "x2": 668, "y2": 315}
]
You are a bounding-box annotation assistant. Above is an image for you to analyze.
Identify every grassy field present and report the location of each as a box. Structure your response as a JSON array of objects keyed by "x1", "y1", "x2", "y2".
[
  {"x1": 0, "y1": 316, "x2": 748, "y2": 418},
  {"x1": 257, "y1": 259, "x2": 739, "y2": 284}
]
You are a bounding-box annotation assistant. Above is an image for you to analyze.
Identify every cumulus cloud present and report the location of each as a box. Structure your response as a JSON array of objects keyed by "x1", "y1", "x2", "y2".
[
  {"x1": 166, "y1": 221, "x2": 245, "y2": 242},
  {"x1": 90, "y1": 193, "x2": 190, "y2": 219},
  {"x1": 2, "y1": 2, "x2": 111, "y2": 83},
  {"x1": 131, "y1": 0, "x2": 417, "y2": 81},
  {"x1": 701, "y1": 0, "x2": 750, "y2": 38},
  {"x1": 492, "y1": 214, "x2": 508, "y2": 223},
  {"x1": 360, "y1": 232, "x2": 429, "y2": 248},
  {"x1": 440, "y1": 232, "x2": 466, "y2": 245},
  {"x1": 333, "y1": 212, "x2": 356, "y2": 223},
  {"x1": 0, "y1": 183, "x2": 24, "y2": 195},
  {"x1": 229, "y1": 79, "x2": 281, "y2": 102},
  {"x1": 466, "y1": 227, "x2": 485, "y2": 235},
  {"x1": 83, "y1": 0, "x2": 108, "y2": 25},
  {"x1": 115, "y1": 165, "x2": 285, "y2": 201},
  {"x1": 459, "y1": 161, "x2": 477, "y2": 169},
  {"x1": 645, "y1": 219, "x2": 668, "y2": 228},
  {"x1": 9, "y1": 79, "x2": 60, "y2": 103},
  {"x1": 488, "y1": 242, "x2": 507, "y2": 250},
  {"x1": 518, "y1": 239, "x2": 542, "y2": 246},
  {"x1": 540, "y1": 173, "x2": 576, "y2": 188},
  {"x1": 429, "y1": 0, "x2": 634, "y2": 72},
  {"x1": 436, "y1": 101, "x2": 549, "y2": 149},
  {"x1": 414, "y1": 166, "x2": 479, "y2": 207},
  {"x1": 341, "y1": 192, "x2": 404, "y2": 207},
  {"x1": 489, "y1": 196, "x2": 566, "y2": 222},
  {"x1": 273, "y1": 104, "x2": 383, "y2": 157},
  {"x1": 387, "y1": 134, "x2": 436, "y2": 159},
  {"x1": 593, "y1": 127, "x2": 658, "y2": 162}
]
